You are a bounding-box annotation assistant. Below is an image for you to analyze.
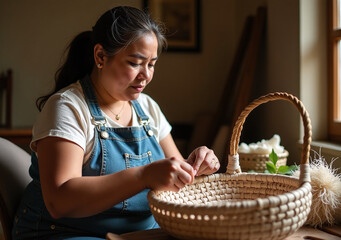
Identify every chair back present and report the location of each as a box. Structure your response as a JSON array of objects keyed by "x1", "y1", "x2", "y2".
[
  {"x1": 0, "y1": 69, "x2": 13, "y2": 128},
  {"x1": 0, "y1": 137, "x2": 31, "y2": 240}
]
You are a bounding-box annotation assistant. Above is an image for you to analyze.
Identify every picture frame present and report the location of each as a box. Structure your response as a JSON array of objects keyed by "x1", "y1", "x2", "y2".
[{"x1": 143, "y1": 0, "x2": 201, "y2": 52}]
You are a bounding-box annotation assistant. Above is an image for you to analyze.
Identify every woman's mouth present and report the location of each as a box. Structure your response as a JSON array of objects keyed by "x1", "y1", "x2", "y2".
[{"x1": 132, "y1": 85, "x2": 145, "y2": 92}]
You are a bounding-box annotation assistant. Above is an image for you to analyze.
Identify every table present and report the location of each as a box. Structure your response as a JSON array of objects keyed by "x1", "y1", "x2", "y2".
[{"x1": 106, "y1": 225, "x2": 341, "y2": 240}]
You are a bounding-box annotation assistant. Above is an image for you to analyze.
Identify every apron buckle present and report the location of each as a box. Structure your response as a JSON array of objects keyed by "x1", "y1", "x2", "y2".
[
  {"x1": 139, "y1": 118, "x2": 150, "y2": 125},
  {"x1": 91, "y1": 118, "x2": 109, "y2": 139},
  {"x1": 139, "y1": 119, "x2": 154, "y2": 137},
  {"x1": 91, "y1": 118, "x2": 107, "y2": 126}
]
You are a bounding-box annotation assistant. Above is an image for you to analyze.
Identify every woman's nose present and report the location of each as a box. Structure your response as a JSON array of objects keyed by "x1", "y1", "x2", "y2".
[{"x1": 138, "y1": 67, "x2": 151, "y2": 80}]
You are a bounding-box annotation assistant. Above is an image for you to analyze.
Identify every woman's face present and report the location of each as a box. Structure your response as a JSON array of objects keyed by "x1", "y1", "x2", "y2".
[{"x1": 99, "y1": 33, "x2": 159, "y2": 102}]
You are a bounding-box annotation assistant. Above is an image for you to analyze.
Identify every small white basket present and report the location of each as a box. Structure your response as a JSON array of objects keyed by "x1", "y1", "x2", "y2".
[{"x1": 239, "y1": 150, "x2": 289, "y2": 172}]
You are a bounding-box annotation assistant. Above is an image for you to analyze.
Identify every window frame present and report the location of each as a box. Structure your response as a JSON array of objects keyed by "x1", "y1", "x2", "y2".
[{"x1": 328, "y1": 0, "x2": 341, "y2": 142}]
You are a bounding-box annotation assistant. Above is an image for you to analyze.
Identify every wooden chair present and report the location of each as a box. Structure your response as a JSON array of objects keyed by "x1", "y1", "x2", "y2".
[{"x1": 0, "y1": 69, "x2": 13, "y2": 128}]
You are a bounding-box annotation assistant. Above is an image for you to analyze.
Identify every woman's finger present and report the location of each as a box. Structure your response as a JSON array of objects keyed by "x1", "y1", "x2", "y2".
[
  {"x1": 191, "y1": 147, "x2": 210, "y2": 171},
  {"x1": 180, "y1": 161, "x2": 195, "y2": 183},
  {"x1": 174, "y1": 176, "x2": 186, "y2": 190},
  {"x1": 177, "y1": 169, "x2": 194, "y2": 186},
  {"x1": 169, "y1": 158, "x2": 193, "y2": 190},
  {"x1": 197, "y1": 151, "x2": 220, "y2": 176}
]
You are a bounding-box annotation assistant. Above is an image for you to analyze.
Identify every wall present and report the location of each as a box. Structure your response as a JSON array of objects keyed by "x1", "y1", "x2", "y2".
[
  {"x1": 245, "y1": 0, "x2": 331, "y2": 165},
  {"x1": 240, "y1": 0, "x2": 331, "y2": 165},
  {"x1": 146, "y1": 0, "x2": 237, "y2": 124},
  {"x1": 0, "y1": 0, "x2": 331, "y2": 166},
  {"x1": 300, "y1": 0, "x2": 328, "y2": 140},
  {"x1": 299, "y1": 1, "x2": 341, "y2": 170},
  {"x1": 0, "y1": 0, "x2": 236, "y2": 126},
  {"x1": 235, "y1": 0, "x2": 301, "y2": 164},
  {"x1": 0, "y1": 0, "x2": 142, "y2": 126},
  {"x1": 263, "y1": 0, "x2": 301, "y2": 164}
]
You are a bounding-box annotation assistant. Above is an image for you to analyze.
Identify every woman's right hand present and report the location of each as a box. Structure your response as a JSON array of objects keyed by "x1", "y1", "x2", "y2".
[{"x1": 140, "y1": 158, "x2": 195, "y2": 192}]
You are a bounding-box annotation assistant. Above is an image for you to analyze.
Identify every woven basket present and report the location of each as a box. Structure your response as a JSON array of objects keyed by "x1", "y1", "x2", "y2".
[
  {"x1": 148, "y1": 92, "x2": 312, "y2": 240},
  {"x1": 239, "y1": 150, "x2": 289, "y2": 172}
]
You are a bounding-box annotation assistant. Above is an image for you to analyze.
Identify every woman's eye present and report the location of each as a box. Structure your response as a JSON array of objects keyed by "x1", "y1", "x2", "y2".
[
  {"x1": 148, "y1": 63, "x2": 155, "y2": 68},
  {"x1": 128, "y1": 62, "x2": 139, "y2": 67}
]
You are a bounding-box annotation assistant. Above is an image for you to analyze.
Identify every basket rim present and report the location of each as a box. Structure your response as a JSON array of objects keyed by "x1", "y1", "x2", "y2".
[
  {"x1": 148, "y1": 172, "x2": 311, "y2": 213},
  {"x1": 238, "y1": 149, "x2": 289, "y2": 158}
]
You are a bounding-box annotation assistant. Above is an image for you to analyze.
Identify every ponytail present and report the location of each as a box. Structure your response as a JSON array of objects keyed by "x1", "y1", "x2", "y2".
[{"x1": 36, "y1": 31, "x2": 94, "y2": 111}]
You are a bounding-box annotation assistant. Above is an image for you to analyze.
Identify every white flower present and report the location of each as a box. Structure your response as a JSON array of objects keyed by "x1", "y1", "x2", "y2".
[{"x1": 238, "y1": 134, "x2": 285, "y2": 154}]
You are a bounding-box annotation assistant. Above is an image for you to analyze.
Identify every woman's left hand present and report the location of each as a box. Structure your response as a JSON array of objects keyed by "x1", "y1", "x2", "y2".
[{"x1": 186, "y1": 146, "x2": 220, "y2": 176}]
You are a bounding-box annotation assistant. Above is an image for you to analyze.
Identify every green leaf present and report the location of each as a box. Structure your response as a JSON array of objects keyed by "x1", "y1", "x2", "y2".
[
  {"x1": 285, "y1": 165, "x2": 299, "y2": 175},
  {"x1": 269, "y1": 149, "x2": 278, "y2": 165},
  {"x1": 277, "y1": 165, "x2": 299, "y2": 175},
  {"x1": 266, "y1": 162, "x2": 277, "y2": 173},
  {"x1": 277, "y1": 165, "x2": 290, "y2": 174}
]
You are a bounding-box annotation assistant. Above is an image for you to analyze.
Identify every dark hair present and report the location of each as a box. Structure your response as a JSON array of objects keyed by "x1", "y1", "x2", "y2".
[{"x1": 36, "y1": 6, "x2": 167, "y2": 111}]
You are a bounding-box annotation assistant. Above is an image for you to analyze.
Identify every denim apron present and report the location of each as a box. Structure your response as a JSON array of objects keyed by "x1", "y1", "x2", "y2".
[{"x1": 12, "y1": 76, "x2": 164, "y2": 239}]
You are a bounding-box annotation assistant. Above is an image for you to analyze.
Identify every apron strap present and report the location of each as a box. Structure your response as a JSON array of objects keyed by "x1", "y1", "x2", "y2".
[
  {"x1": 131, "y1": 100, "x2": 154, "y2": 136},
  {"x1": 131, "y1": 100, "x2": 149, "y2": 124},
  {"x1": 80, "y1": 75, "x2": 106, "y2": 125}
]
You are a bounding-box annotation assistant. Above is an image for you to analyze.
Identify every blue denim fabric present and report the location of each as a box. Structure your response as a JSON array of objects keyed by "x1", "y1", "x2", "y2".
[{"x1": 12, "y1": 76, "x2": 164, "y2": 239}]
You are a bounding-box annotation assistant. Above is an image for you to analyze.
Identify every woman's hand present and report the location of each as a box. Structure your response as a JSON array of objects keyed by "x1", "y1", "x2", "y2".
[
  {"x1": 186, "y1": 146, "x2": 220, "y2": 176},
  {"x1": 141, "y1": 157, "x2": 195, "y2": 192}
]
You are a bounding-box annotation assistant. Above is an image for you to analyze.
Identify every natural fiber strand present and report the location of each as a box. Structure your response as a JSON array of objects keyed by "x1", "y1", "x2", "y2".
[{"x1": 293, "y1": 150, "x2": 341, "y2": 227}]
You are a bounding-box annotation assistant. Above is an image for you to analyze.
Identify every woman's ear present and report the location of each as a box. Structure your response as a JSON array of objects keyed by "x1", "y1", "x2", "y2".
[{"x1": 94, "y1": 44, "x2": 105, "y2": 68}]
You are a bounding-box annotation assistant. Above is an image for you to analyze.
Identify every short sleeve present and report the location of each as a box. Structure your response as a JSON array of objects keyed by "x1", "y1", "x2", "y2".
[{"x1": 30, "y1": 87, "x2": 91, "y2": 152}]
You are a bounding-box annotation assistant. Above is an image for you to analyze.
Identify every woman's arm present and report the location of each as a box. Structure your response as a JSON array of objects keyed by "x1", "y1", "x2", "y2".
[
  {"x1": 37, "y1": 137, "x2": 146, "y2": 219},
  {"x1": 37, "y1": 136, "x2": 194, "y2": 219}
]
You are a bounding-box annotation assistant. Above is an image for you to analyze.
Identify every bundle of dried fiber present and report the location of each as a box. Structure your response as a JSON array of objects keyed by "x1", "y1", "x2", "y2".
[{"x1": 293, "y1": 152, "x2": 341, "y2": 227}]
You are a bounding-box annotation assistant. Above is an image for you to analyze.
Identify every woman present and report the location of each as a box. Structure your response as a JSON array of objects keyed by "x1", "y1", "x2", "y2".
[{"x1": 12, "y1": 6, "x2": 219, "y2": 239}]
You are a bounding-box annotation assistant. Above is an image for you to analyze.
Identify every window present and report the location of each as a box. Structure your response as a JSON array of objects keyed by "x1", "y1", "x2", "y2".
[{"x1": 328, "y1": 0, "x2": 341, "y2": 141}]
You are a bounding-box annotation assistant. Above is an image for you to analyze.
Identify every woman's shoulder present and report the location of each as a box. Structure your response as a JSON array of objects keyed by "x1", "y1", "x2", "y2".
[
  {"x1": 38, "y1": 81, "x2": 90, "y2": 124},
  {"x1": 57, "y1": 81, "x2": 85, "y2": 101},
  {"x1": 45, "y1": 81, "x2": 86, "y2": 108},
  {"x1": 32, "y1": 81, "x2": 91, "y2": 153}
]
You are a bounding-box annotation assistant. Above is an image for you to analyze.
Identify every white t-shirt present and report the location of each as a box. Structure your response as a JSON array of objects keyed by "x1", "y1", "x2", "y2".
[{"x1": 31, "y1": 81, "x2": 172, "y2": 161}]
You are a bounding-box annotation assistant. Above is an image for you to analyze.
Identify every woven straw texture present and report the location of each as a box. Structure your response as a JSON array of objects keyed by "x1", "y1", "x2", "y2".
[
  {"x1": 239, "y1": 150, "x2": 289, "y2": 172},
  {"x1": 148, "y1": 92, "x2": 313, "y2": 240}
]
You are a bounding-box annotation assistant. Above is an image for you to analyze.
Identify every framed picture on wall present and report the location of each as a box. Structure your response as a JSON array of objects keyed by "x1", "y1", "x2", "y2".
[{"x1": 143, "y1": 0, "x2": 201, "y2": 52}]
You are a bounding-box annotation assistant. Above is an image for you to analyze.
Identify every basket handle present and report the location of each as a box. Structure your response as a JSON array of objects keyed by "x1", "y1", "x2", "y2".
[{"x1": 227, "y1": 92, "x2": 312, "y2": 175}]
